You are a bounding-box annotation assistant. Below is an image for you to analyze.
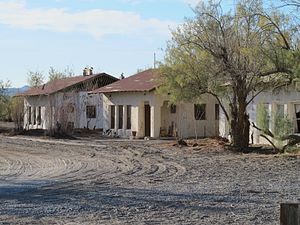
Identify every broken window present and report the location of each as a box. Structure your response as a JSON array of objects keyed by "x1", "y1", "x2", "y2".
[
  {"x1": 110, "y1": 105, "x2": 115, "y2": 129},
  {"x1": 294, "y1": 104, "x2": 300, "y2": 133},
  {"x1": 86, "y1": 105, "x2": 96, "y2": 118},
  {"x1": 37, "y1": 106, "x2": 41, "y2": 125},
  {"x1": 127, "y1": 105, "x2": 131, "y2": 129},
  {"x1": 170, "y1": 104, "x2": 176, "y2": 114},
  {"x1": 194, "y1": 104, "x2": 206, "y2": 120},
  {"x1": 118, "y1": 105, "x2": 123, "y2": 129},
  {"x1": 28, "y1": 106, "x2": 32, "y2": 125}
]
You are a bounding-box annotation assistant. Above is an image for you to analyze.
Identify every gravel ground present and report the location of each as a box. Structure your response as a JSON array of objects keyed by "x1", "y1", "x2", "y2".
[{"x1": 0, "y1": 135, "x2": 299, "y2": 225}]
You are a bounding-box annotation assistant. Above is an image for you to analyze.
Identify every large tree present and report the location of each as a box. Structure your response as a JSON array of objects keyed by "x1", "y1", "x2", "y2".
[{"x1": 159, "y1": 0, "x2": 299, "y2": 149}]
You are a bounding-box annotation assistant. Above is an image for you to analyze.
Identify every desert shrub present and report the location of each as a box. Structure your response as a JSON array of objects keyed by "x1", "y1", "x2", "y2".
[{"x1": 256, "y1": 103, "x2": 269, "y2": 131}]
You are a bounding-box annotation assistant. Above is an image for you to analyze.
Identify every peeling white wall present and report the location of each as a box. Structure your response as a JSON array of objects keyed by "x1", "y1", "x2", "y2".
[{"x1": 23, "y1": 91, "x2": 104, "y2": 130}]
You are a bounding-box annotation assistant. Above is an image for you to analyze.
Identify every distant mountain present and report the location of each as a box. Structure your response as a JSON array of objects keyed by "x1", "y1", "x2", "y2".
[{"x1": 4, "y1": 86, "x2": 29, "y2": 96}]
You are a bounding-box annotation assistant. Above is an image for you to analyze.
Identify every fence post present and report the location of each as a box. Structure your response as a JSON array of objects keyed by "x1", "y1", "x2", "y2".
[{"x1": 280, "y1": 203, "x2": 300, "y2": 225}]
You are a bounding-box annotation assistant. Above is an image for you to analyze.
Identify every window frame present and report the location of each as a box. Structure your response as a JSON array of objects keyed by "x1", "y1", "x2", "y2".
[
  {"x1": 86, "y1": 105, "x2": 96, "y2": 119},
  {"x1": 194, "y1": 104, "x2": 206, "y2": 120},
  {"x1": 170, "y1": 104, "x2": 176, "y2": 114}
]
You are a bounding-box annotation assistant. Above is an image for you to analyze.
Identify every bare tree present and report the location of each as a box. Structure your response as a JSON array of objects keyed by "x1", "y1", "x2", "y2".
[
  {"x1": 159, "y1": 0, "x2": 299, "y2": 149},
  {"x1": 27, "y1": 71, "x2": 45, "y2": 87}
]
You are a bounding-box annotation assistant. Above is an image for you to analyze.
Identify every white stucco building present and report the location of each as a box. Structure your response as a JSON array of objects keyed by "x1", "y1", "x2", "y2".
[
  {"x1": 18, "y1": 72, "x2": 118, "y2": 131},
  {"x1": 92, "y1": 69, "x2": 220, "y2": 139},
  {"x1": 219, "y1": 86, "x2": 300, "y2": 144}
]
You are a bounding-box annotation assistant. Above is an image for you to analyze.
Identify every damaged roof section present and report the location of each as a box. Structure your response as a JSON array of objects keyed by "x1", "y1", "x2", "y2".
[
  {"x1": 17, "y1": 73, "x2": 118, "y2": 97},
  {"x1": 92, "y1": 69, "x2": 160, "y2": 93}
]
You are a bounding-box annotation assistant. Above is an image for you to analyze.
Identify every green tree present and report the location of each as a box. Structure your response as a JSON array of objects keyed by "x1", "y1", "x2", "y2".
[
  {"x1": 159, "y1": 0, "x2": 298, "y2": 149},
  {"x1": 254, "y1": 103, "x2": 294, "y2": 153},
  {"x1": 27, "y1": 71, "x2": 45, "y2": 87},
  {"x1": 257, "y1": 103, "x2": 269, "y2": 132}
]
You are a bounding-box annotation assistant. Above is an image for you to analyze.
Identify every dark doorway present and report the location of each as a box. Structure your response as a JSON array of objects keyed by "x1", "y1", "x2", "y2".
[
  {"x1": 144, "y1": 104, "x2": 151, "y2": 137},
  {"x1": 296, "y1": 111, "x2": 300, "y2": 133}
]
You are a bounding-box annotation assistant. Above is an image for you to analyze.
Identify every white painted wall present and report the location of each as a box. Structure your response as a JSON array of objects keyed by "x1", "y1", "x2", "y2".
[
  {"x1": 23, "y1": 91, "x2": 104, "y2": 131},
  {"x1": 219, "y1": 87, "x2": 300, "y2": 144},
  {"x1": 102, "y1": 91, "x2": 219, "y2": 139}
]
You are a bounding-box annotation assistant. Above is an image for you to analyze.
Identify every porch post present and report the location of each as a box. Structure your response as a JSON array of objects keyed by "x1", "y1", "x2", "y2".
[
  {"x1": 123, "y1": 105, "x2": 127, "y2": 132},
  {"x1": 150, "y1": 105, "x2": 161, "y2": 138},
  {"x1": 114, "y1": 105, "x2": 119, "y2": 132}
]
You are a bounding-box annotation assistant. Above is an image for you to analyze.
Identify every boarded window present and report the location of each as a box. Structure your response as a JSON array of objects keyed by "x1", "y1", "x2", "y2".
[
  {"x1": 110, "y1": 105, "x2": 115, "y2": 129},
  {"x1": 33, "y1": 107, "x2": 36, "y2": 125},
  {"x1": 86, "y1": 105, "x2": 96, "y2": 118},
  {"x1": 28, "y1": 106, "x2": 32, "y2": 125},
  {"x1": 215, "y1": 104, "x2": 220, "y2": 120},
  {"x1": 118, "y1": 105, "x2": 123, "y2": 129},
  {"x1": 194, "y1": 104, "x2": 206, "y2": 120},
  {"x1": 170, "y1": 104, "x2": 176, "y2": 114},
  {"x1": 37, "y1": 106, "x2": 41, "y2": 125},
  {"x1": 127, "y1": 105, "x2": 131, "y2": 129}
]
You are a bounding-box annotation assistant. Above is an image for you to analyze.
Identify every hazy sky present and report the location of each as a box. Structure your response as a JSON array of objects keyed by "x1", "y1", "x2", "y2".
[{"x1": 0, "y1": 0, "x2": 283, "y2": 87}]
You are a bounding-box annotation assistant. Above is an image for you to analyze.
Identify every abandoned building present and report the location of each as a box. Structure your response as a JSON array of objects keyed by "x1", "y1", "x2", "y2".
[
  {"x1": 219, "y1": 86, "x2": 300, "y2": 145},
  {"x1": 91, "y1": 69, "x2": 220, "y2": 139},
  {"x1": 18, "y1": 71, "x2": 118, "y2": 131}
]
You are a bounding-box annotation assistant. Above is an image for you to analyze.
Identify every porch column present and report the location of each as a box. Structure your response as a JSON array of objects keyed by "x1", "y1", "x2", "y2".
[
  {"x1": 150, "y1": 105, "x2": 161, "y2": 138},
  {"x1": 123, "y1": 105, "x2": 127, "y2": 131},
  {"x1": 114, "y1": 105, "x2": 119, "y2": 131}
]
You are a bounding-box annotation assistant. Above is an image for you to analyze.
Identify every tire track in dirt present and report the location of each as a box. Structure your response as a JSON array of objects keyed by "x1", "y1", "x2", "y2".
[{"x1": 0, "y1": 136, "x2": 298, "y2": 225}]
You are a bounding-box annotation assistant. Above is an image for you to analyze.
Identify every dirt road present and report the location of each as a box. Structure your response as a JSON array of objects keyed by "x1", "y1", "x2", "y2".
[{"x1": 0, "y1": 135, "x2": 299, "y2": 224}]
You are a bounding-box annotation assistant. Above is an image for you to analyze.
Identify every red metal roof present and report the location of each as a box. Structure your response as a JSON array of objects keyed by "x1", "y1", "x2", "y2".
[
  {"x1": 92, "y1": 69, "x2": 160, "y2": 93},
  {"x1": 17, "y1": 73, "x2": 117, "y2": 96}
]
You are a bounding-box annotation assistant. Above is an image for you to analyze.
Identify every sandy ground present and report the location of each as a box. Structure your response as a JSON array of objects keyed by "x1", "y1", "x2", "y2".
[{"x1": 0, "y1": 134, "x2": 299, "y2": 225}]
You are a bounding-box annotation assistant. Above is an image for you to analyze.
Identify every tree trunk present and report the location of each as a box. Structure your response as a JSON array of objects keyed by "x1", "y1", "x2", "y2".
[{"x1": 230, "y1": 94, "x2": 250, "y2": 150}]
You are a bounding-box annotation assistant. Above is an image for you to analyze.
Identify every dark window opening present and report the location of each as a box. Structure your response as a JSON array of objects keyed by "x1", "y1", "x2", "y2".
[
  {"x1": 110, "y1": 105, "x2": 115, "y2": 129},
  {"x1": 118, "y1": 105, "x2": 123, "y2": 129},
  {"x1": 127, "y1": 105, "x2": 131, "y2": 129},
  {"x1": 194, "y1": 104, "x2": 206, "y2": 120},
  {"x1": 37, "y1": 106, "x2": 41, "y2": 125},
  {"x1": 86, "y1": 105, "x2": 96, "y2": 118},
  {"x1": 28, "y1": 106, "x2": 32, "y2": 125},
  {"x1": 215, "y1": 104, "x2": 220, "y2": 120},
  {"x1": 33, "y1": 107, "x2": 36, "y2": 125},
  {"x1": 170, "y1": 104, "x2": 176, "y2": 114}
]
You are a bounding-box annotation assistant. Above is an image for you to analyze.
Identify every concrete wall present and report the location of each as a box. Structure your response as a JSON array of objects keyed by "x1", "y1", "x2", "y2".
[{"x1": 102, "y1": 91, "x2": 219, "y2": 139}]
